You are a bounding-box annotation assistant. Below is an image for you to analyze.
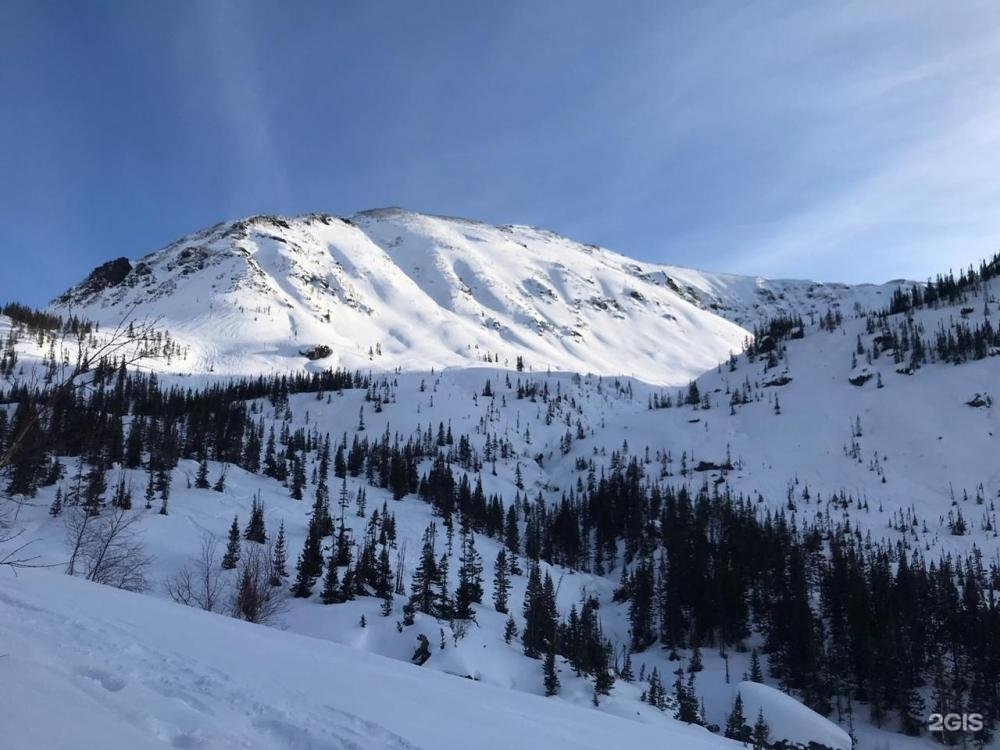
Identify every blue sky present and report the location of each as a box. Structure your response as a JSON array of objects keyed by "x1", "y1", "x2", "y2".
[{"x1": 3, "y1": 1, "x2": 1000, "y2": 305}]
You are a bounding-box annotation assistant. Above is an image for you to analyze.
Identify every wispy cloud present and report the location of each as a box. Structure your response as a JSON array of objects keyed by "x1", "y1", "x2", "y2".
[
  {"x1": 192, "y1": 0, "x2": 293, "y2": 214},
  {"x1": 698, "y1": 2, "x2": 1000, "y2": 282},
  {"x1": 499, "y1": 1, "x2": 1000, "y2": 283}
]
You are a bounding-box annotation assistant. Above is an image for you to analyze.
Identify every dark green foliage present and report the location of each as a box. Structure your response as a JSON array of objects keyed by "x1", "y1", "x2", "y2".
[
  {"x1": 543, "y1": 648, "x2": 560, "y2": 696},
  {"x1": 320, "y1": 552, "x2": 341, "y2": 604},
  {"x1": 675, "y1": 673, "x2": 702, "y2": 725},
  {"x1": 48, "y1": 486, "x2": 63, "y2": 516},
  {"x1": 195, "y1": 455, "x2": 210, "y2": 489},
  {"x1": 291, "y1": 517, "x2": 324, "y2": 598},
  {"x1": 521, "y1": 564, "x2": 556, "y2": 658},
  {"x1": 752, "y1": 709, "x2": 770, "y2": 749},
  {"x1": 504, "y1": 615, "x2": 517, "y2": 644},
  {"x1": 222, "y1": 516, "x2": 240, "y2": 570},
  {"x1": 725, "y1": 693, "x2": 751, "y2": 742},
  {"x1": 748, "y1": 648, "x2": 764, "y2": 683},
  {"x1": 493, "y1": 548, "x2": 510, "y2": 613},
  {"x1": 270, "y1": 521, "x2": 288, "y2": 585},
  {"x1": 110, "y1": 474, "x2": 131, "y2": 510},
  {"x1": 454, "y1": 530, "x2": 483, "y2": 620},
  {"x1": 243, "y1": 494, "x2": 267, "y2": 544}
]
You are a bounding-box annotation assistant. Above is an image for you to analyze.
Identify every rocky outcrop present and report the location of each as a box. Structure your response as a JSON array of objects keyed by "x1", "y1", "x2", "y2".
[{"x1": 57, "y1": 257, "x2": 132, "y2": 303}]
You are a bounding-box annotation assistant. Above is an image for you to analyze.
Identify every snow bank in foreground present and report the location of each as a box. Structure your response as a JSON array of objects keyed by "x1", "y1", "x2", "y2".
[
  {"x1": 0, "y1": 569, "x2": 737, "y2": 750},
  {"x1": 738, "y1": 681, "x2": 852, "y2": 750}
]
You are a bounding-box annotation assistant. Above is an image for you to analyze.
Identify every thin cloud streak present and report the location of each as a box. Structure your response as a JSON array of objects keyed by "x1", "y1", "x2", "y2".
[
  {"x1": 702, "y1": 4, "x2": 1000, "y2": 282},
  {"x1": 192, "y1": 0, "x2": 293, "y2": 214}
]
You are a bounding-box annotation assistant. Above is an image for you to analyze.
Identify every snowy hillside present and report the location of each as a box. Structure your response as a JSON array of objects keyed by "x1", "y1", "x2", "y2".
[
  {"x1": 1, "y1": 568, "x2": 739, "y2": 750},
  {"x1": 51, "y1": 208, "x2": 904, "y2": 384},
  {"x1": 3, "y1": 218, "x2": 998, "y2": 750}
]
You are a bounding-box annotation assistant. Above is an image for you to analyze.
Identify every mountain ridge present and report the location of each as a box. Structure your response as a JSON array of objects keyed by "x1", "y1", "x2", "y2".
[
  {"x1": 5, "y1": 229, "x2": 999, "y2": 750},
  {"x1": 51, "y1": 208, "x2": 906, "y2": 384}
]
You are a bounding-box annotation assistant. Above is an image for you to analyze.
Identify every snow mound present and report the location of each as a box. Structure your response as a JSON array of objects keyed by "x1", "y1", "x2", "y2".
[{"x1": 738, "y1": 681, "x2": 852, "y2": 750}]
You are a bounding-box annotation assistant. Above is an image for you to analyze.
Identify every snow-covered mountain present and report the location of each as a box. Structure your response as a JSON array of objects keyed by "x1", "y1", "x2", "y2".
[
  {"x1": 4, "y1": 211, "x2": 998, "y2": 750},
  {"x1": 52, "y1": 208, "x2": 903, "y2": 384}
]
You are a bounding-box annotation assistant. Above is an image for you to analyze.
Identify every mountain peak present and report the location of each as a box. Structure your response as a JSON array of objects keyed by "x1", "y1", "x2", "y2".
[{"x1": 51, "y1": 209, "x2": 904, "y2": 382}]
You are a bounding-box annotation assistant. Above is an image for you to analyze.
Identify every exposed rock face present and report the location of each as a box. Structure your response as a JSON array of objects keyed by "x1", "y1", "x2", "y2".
[
  {"x1": 966, "y1": 393, "x2": 992, "y2": 408},
  {"x1": 58, "y1": 257, "x2": 132, "y2": 302},
  {"x1": 300, "y1": 344, "x2": 333, "y2": 361}
]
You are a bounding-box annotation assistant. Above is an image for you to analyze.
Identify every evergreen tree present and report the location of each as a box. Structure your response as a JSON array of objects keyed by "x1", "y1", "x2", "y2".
[
  {"x1": 156, "y1": 466, "x2": 170, "y2": 515},
  {"x1": 645, "y1": 667, "x2": 667, "y2": 711},
  {"x1": 312, "y1": 454, "x2": 332, "y2": 537},
  {"x1": 269, "y1": 521, "x2": 288, "y2": 585},
  {"x1": 543, "y1": 648, "x2": 560, "y2": 696},
  {"x1": 454, "y1": 530, "x2": 484, "y2": 620},
  {"x1": 434, "y1": 552, "x2": 452, "y2": 620},
  {"x1": 493, "y1": 548, "x2": 510, "y2": 613},
  {"x1": 376, "y1": 545, "x2": 393, "y2": 615},
  {"x1": 686, "y1": 380, "x2": 700, "y2": 406},
  {"x1": 333, "y1": 443, "x2": 346, "y2": 478},
  {"x1": 898, "y1": 680, "x2": 925, "y2": 737},
  {"x1": 336, "y1": 475, "x2": 350, "y2": 529},
  {"x1": 504, "y1": 614, "x2": 518, "y2": 644},
  {"x1": 930, "y1": 655, "x2": 957, "y2": 747},
  {"x1": 83, "y1": 460, "x2": 107, "y2": 516},
  {"x1": 263, "y1": 428, "x2": 279, "y2": 478},
  {"x1": 243, "y1": 495, "x2": 267, "y2": 544},
  {"x1": 222, "y1": 516, "x2": 241, "y2": 570},
  {"x1": 144, "y1": 462, "x2": 155, "y2": 510},
  {"x1": 4, "y1": 401, "x2": 44, "y2": 497},
  {"x1": 688, "y1": 641, "x2": 703, "y2": 673},
  {"x1": 675, "y1": 673, "x2": 701, "y2": 724},
  {"x1": 408, "y1": 523, "x2": 441, "y2": 617},
  {"x1": 627, "y1": 557, "x2": 655, "y2": 651},
  {"x1": 195, "y1": 454, "x2": 210, "y2": 489},
  {"x1": 291, "y1": 517, "x2": 324, "y2": 597},
  {"x1": 752, "y1": 709, "x2": 770, "y2": 750},
  {"x1": 320, "y1": 553, "x2": 341, "y2": 604},
  {"x1": 114, "y1": 474, "x2": 132, "y2": 510},
  {"x1": 212, "y1": 465, "x2": 226, "y2": 492},
  {"x1": 339, "y1": 545, "x2": 356, "y2": 602},
  {"x1": 620, "y1": 650, "x2": 634, "y2": 682},
  {"x1": 240, "y1": 423, "x2": 261, "y2": 474},
  {"x1": 48, "y1": 486, "x2": 63, "y2": 516},
  {"x1": 522, "y1": 564, "x2": 545, "y2": 658},
  {"x1": 748, "y1": 648, "x2": 764, "y2": 683},
  {"x1": 725, "y1": 693, "x2": 751, "y2": 743},
  {"x1": 594, "y1": 653, "x2": 614, "y2": 697},
  {"x1": 123, "y1": 419, "x2": 143, "y2": 469},
  {"x1": 504, "y1": 505, "x2": 522, "y2": 575},
  {"x1": 289, "y1": 453, "x2": 306, "y2": 500},
  {"x1": 968, "y1": 665, "x2": 994, "y2": 747},
  {"x1": 522, "y1": 566, "x2": 560, "y2": 659}
]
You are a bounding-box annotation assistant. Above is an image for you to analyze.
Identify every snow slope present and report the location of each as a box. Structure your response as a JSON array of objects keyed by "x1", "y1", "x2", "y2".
[
  {"x1": 738, "y1": 681, "x2": 852, "y2": 750},
  {"x1": 8, "y1": 209, "x2": 995, "y2": 749},
  {"x1": 0, "y1": 357, "x2": 976, "y2": 749},
  {"x1": 0, "y1": 568, "x2": 739, "y2": 750},
  {"x1": 51, "y1": 208, "x2": 905, "y2": 384}
]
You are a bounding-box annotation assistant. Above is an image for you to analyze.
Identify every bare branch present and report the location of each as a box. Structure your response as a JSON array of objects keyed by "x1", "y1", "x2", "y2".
[
  {"x1": 230, "y1": 541, "x2": 286, "y2": 625},
  {"x1": 0, "y1": 528, "x2": 45, "y2": 572},
  {"x1": 64, "y1": 506, "x2": 151, "y2": 592},
  {"x1": 166, "y1": 533, "x2": 225, "y2": 612}
]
